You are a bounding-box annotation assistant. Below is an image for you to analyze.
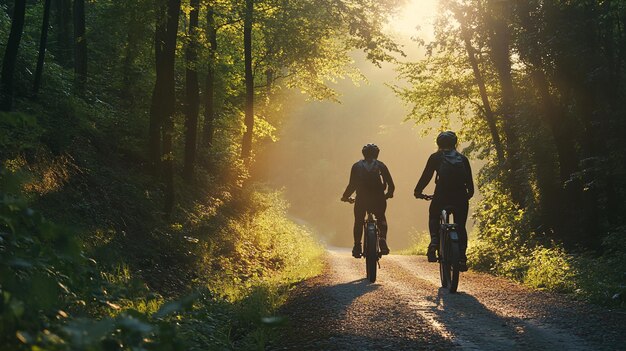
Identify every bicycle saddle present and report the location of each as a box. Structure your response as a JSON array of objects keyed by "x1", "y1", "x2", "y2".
[{"x1": 443, "y1": 206, "x2": 456, "y2": 214}]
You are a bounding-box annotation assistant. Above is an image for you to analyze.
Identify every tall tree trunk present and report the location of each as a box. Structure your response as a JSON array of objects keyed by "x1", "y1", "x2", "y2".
[
  {"x1": 487, "y1": 1, "x2": 526, "y2": 207},
  {"x1": 453, "y1": 6, "x2": 505, "y2": 165},
  {"x1": 73, "y1": 0, "x2": 87, "y2": 96},
  {"x1": 202, "y1": 4, "x2": 218, "y2": 147},
  {"x1": 514, "y1": 0, "x2": 578, "y2": 183},
  {"x1": 241, "y1": 0, "x2": 254, "y2": 160},
  {"x1": 34, "y1": 0, "x2": 53, "y2": 95},
  {"x1": 160, "y1": 0, "x2": 181, "y2": 215},
  {"x1": 122, "y1": 3, "x2": 139, "y2": 106},
  {"x1": 149, "y1": 4, "x2": 166, "y2": 175},
  {"x1": 0, "y1": 0, "x2": 26, "y2": 111},
  {"x1": 183, "y1": 0, "x2": 200, "y2": 181},
  {"x1": 53, "y1": 0, "x2": 72, "y2": 67}
]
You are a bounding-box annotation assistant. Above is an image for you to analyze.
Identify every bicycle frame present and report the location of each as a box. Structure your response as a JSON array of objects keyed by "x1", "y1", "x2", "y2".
[
  {"x1": 439, "y1": 207, "x2": 461, "y2": 292},
  {"x1": 440, "y1": 209, "x2": 459, "y2": 242}
]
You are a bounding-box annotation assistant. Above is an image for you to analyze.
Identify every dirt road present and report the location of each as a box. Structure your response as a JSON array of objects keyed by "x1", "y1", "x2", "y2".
[{"x1": 270, "y1": 248, "x2": 626, "y2": 350}]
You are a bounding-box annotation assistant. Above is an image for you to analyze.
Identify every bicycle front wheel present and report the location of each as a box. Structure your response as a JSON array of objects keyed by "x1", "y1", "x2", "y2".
[{"x1": 365, "y1": 228, "x2": 378, "y2": 283}]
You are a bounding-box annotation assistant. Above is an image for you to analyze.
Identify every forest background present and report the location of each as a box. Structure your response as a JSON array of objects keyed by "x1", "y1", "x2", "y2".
[{"x1": 0, "y1": 0, "x2": 625, "y2": 349}]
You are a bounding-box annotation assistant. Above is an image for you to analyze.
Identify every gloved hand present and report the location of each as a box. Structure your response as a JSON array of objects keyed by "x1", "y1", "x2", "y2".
[{"x1": 385, "y1": 192, "x2": 394, "y2": 199}]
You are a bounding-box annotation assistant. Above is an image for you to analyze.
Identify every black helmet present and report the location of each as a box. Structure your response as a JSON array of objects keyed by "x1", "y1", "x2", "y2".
[
  {"x1": 436, "y1": 131, "x2": 457, "y2": 149},
  {"x1": 362, "y1": 143, "x2": 380, "y2": 159}
]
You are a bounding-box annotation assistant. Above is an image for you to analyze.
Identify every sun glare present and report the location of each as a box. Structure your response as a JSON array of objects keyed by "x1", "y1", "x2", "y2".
[{"x1": 388, "y1": 0, "x2": 439, "y2": 41}]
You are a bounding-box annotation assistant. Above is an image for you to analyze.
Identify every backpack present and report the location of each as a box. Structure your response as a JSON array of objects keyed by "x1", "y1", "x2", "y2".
[
  {"x1": 436, "y1": 150, "x2": 466, "y2": 191},
  {"x1": 358, "y1": 160, "x2": 384, "y2": 192}
]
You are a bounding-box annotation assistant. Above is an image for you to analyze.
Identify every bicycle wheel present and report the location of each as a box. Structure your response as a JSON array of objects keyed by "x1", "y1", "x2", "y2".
[
  {"x1": 439, "y1": 233, "x2": 450, "y2": 288},
  {"x1": 365, "y1": 227, "x2": 378, "y2": 283},
  {"x1": 448, "y1": 237, "x2": 461, "y2": 293}
]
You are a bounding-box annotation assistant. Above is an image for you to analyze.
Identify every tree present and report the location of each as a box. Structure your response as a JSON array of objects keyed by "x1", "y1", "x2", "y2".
[
  {"x1": 73, "y1": 0, "x2": 87, "y2": 95},
  {"x1": 452, "y1": 5, "x2": 504, "y2": 165},
  {"x1": 183, "y1": 0, "x2": 200, "y2": 180},
  {"x1": 485, "y1": 0, "x2": 526, "y2": 206},
  {"x1": 240, "y1": 0, "x2": 254, "y2": 161},
  {"x1": 34, "y1": 0, "x2": 53, "y2": 95},
  {"x1": 148, "y1": 0, "x2": 181, "y2": 215},
  {"x1": 202, "y1": 3, "x2": 218, "y2": 147},
  {"x1": 53, "y1": 0, "x2": 72, "y2": 67},
  {"x1": 0, "y1": 0, "x2": 27, "y2": 111}
]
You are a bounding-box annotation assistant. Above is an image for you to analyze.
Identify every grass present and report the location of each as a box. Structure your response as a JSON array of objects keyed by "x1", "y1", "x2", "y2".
[{"x1": 399, "y1": 229, "x2": 431, "y2": 256}]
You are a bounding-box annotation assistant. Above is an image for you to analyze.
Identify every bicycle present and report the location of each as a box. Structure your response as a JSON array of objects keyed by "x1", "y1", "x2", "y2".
[
  {"x1": 419, "y1": 195, "x2": 461, "y2": 293},
  {"x1": 344, "y1": 197, "x2": 381, "y2": 283}
]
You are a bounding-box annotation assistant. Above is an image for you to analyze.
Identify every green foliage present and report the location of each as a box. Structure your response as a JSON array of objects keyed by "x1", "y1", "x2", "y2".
[
  {"x1": 0, "y1": 167, "x2": 324, "y2": 350},
  {"x1": 524, "y1": 246, "x2": 576, "y2": 293},
  {"x1": 469, "y1": 181, "x2": 625, "y2": 306},
  {"x1": 400, "y1": 230, "x2": 430, "y2": 256},
  {"x1": 0, "y1": 168, "x2": 82, "y2": 348},
  {"x1": 0, "y1": 112, "x2": 43, "y2": 158}
]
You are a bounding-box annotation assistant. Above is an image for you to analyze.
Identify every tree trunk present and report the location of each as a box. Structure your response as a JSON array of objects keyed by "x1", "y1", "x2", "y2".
[
  {"x1": 73, "y1": 0, "x2": 87, "y2": 96},
  {"x1": 34, "y1": 0, "x2": 53, "y2": 95},
  {"x1": 183, "y1": 0, "x2": 200, "y2": 181},
  {"x1": 454, "y1": 7, "x2": 505, "y2": 165},
  {"x1": 160, "y1": 0, "x2": 181, "y2": 215},
  {"x1": 514, "y1": 0, "x2": 578, "y2": 183},
  {"x1": 241, "y1": 0, "x2": 254, "y2": 160},
  {"x1": 202, "y1": 4, "x2": 218, "y2": 147},
  {"x1": 486, "y1": 1, "x2": 526, "y2": 207},
  {"x1": 53, "y1": 0, "x2": 72, "y2": 67},
  {"x1": 0, "y1": 0, "x2": 26, "y2": 111},
  {"x1": 122, "y1": 3, "x2": 139, "y2": 106},
  {"x1": 148, "y1": 5, "x2": 166, "y2": 175}
]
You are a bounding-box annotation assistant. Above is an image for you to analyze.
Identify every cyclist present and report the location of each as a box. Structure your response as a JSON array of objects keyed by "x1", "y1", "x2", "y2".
[
  {"x1": 341, "y1": 144, "x2": 395, "y2": 258},
  {"x1": 414, "y1": 131, "x2": 473, "y2": 271}
]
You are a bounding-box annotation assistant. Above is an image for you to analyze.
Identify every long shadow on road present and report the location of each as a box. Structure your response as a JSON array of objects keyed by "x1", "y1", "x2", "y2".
[{"x1": 420, "y1": 287, "x2": 591, "y2": 350}]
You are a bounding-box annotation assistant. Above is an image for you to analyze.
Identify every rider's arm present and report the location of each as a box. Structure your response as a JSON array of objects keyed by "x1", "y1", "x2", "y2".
[
  {"x1": 463, "y1": 156, "x2": 474, "y2": 199},
  {"x1": 414, "y1": 153, "x2": 437, "y2": 195},
  {"x1": 342, "y1": 163, "x2": 358, "y2": 199},
  {"x1": 380, "y1": 163, "x2": 395, "y2": 197}
]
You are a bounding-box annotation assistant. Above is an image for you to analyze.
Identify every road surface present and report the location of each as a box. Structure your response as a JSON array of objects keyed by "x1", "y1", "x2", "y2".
[{"x1": 270, "y1": 249, "x2": 626, "y2": 350}]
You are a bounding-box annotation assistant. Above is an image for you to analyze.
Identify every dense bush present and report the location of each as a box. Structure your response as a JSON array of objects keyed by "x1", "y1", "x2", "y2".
[{"x1": 467, "y1": 184, "x2": 626, "y2": 307}]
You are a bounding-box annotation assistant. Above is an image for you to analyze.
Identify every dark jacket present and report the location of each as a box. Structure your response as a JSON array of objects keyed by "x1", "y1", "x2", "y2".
[
  {"x1": 414, "y1": 150, "x2": 474, "y2": 202},
  {"x1": 343, "y1": 159, "x2": 395, "y2": 199}
]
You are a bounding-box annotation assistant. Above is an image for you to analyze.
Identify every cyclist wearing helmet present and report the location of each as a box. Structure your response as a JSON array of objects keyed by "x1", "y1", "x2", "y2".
[
  {"x1": 414, "y1": 131, "x2": 474, "y2": 271},
  {"x1": 341, "y1": 144, "x2": 395, "y2": 258}
]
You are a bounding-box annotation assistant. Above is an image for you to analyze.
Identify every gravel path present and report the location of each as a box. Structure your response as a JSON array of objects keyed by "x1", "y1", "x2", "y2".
[{"x1": 269, "y1": 248, "x2": 626, "y2": 350}]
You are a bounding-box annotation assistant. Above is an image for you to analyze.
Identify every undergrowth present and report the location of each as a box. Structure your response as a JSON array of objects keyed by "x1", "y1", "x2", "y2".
[
  {"x1": 468, "y1": 185, "x2": 626, "y2": 307},
  {"x1": 0, "y1": 166, "x2": 323, "y2": 350},
  {"x1": 0, "y1": 97, "x2": 323, "y2": 350}
]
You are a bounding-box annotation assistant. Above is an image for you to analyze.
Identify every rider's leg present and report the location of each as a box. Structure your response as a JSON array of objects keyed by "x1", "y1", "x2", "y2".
[
  {"x1": 352, "y1": 199, "x2": 366, "y2": 257},
  {"x1": 428, "y1": 200, "x2": 442, "y2": 246},
  {"x1": 455, "y1": 201, "x2": 469, "y2": 261},
  {"x1": 374, "y1": 199, "x2": 389, "y2": 254},
  {"x1": 427, "y1": 200, "x2": 441, "y2": 262}
]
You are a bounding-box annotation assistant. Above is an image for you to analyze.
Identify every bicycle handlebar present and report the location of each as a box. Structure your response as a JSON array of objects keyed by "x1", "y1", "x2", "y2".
[{"x1": 341, "y1": 197, "x2": 356, "y2": 204}]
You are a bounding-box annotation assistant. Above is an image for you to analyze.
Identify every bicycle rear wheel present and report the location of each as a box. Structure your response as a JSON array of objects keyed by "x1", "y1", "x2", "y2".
[
  {"x1": 365, "y1": 228, "x2": 378, "y2": 283},
  {"x1": 449, "y1": 238, "x2": 461, "y2": 293},
  {"x1": 439, "y1": 236, "x2": 450, "y2": 288}
]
